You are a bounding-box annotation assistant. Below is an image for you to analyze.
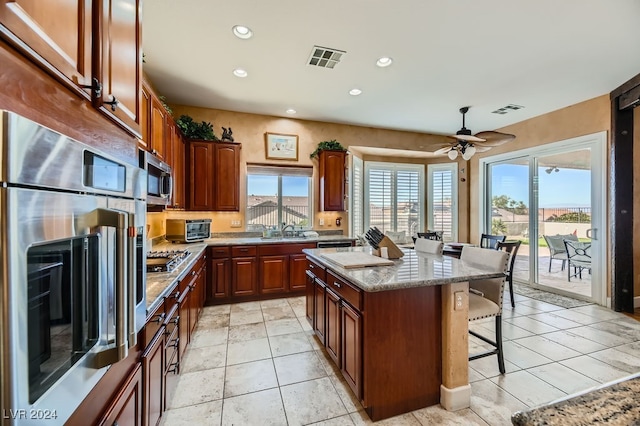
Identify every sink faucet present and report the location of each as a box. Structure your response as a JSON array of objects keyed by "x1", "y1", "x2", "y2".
[{"x1": 281, "y1": 223, "x2": 295, "y2": 237}]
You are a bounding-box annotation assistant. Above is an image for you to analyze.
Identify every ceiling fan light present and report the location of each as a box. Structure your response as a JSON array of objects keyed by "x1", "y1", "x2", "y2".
[
  {"x1": 465, "y1": 145, "x2": 476, "y2": 157},
  {"x1": 462, "y1": 150, "x2": 473, "y2": 161},
  {"x1": 447, "y1": 149, "x2": 458, "y2": 160}
]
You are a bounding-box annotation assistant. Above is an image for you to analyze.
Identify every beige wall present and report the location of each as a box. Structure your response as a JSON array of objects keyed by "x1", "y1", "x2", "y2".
[{"x1": 168, "y1": 105, "x2": 452, "y2": 234}]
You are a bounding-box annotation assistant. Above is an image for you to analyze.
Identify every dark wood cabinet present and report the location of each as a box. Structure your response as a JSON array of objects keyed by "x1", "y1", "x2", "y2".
[
  {"x1": 99, "y1": 364, "x2": 143, "y2": 426},
  {"x1": 213, "y1": 143, "x2": 241, "y2": 211},
  {"x1": 305, "y1": 271, "x2": 315, "y2": 325},
  {"x1": 319, "y1": 150, "x2": 347, "y2": 211},
  {"x1": 0, "y1": 0, "x2": 143, "y2": 138},
  {"x1": 341, "y1": 301, "x2": 362, "y2": 398},
  {"x1": 163, "y1": 303, "x2": 180, "y2": 412},
  {"x1": 325, "y1": 287, "x2": 341, "y2": 365},
  {"x1": 187, "y1": 141, "x2": 240, "y2": 211},
  {"x1": 171, "y1": 124, "x2": 186, "y2": 208},
  {"x1": 142, "y1": 327, "x2": 164, "y2": 426},
  {"x1": 289, "y1": 254, "x2": 309, "y2": 291},
  {"x1": 149, "y1": 94, "x2": 167, "y2": 160},
  {"x1": 140, "y1": 83, "x2": 151, "y2": 151},
  {"x1": 187, "y1": 141, "x2": 215, "y2": 211},
  {"x1": 209, "y1": 247, "x2": 231, "y2": 301},
  {"x1": 259, "y1": 255, "x2": 288, "y2": 294},
  {"x1": 314, "y1": 278, "x2": 326, "y2": 344},
  {"x1": 0, "y1": 0, "x2": 93, "y2": 99},
  {"x1": 231, "y1": 256, "x2": 257, "y2": 297}
]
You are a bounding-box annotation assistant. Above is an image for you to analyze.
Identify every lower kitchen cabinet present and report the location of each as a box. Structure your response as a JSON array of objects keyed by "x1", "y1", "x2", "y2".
[
  {"x1": 314, "y1": 278, "x2": 326, "y2": 344},
  {"x1": 231, "y1": 256, "x2": 257, "y2": 297},
  {"x1": 163, "y1": 304, "x2": 180, "y2": 411},
  {"x1": 341, "y1": 301, "x2": 362, "y2": 397},
  {"x1": 325, "y1": 287, "x2": 341, "y2": 365},
  {"x1": 258, "y1": 254, "x2": 288, "y2": 294},
  {"x1": 305, "y1": 271, "x2": 315, "y2": 324},
  {"x1": 142, "y1": 327, "x2": 164, "y2": 426},
  {"x1": 209, "y1": 251, "x2": 231, "y2": 301},
  {"x1": 289, "y1": 253, "x2": 309, "y2": 291},
  {"x1": 99, "y1": 364, "x2": 143, "y2": 426}
]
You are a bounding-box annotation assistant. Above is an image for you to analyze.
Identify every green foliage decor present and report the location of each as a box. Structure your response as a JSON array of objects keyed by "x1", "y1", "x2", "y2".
[
  {"x1": 176, "y1": 114, "x2": 218, "y2": 141},
  {"x1": 310, "y1": 139, "x2": 346, "y2": 159}
]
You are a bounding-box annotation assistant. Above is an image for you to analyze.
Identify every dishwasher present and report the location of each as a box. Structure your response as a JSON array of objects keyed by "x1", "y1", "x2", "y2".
[{"x1": 316, "y1": 240, "x2": 353, "y2": 248}]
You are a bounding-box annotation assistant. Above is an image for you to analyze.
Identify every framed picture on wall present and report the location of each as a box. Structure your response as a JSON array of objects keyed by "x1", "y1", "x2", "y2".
[{"x1": 264, "y1": 132, "x2": 299, "y2": 161}]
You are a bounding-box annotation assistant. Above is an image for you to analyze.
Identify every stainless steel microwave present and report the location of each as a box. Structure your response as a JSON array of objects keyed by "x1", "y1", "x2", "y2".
[
  {"x1": 140, "y1": 150, "x2": 172, "y2": 206},
  {"x1": 166, "y1": 219, "x2": 212, "y2": 243}
]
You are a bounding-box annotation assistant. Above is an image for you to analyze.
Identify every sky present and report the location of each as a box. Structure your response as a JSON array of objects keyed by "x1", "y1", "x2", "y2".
[
  {"x1": 491, "y1": 164, "x2": 591, "y2": 208},
  {"x1": 247, "y1": 175, "x2": 309, "y2": 196}
]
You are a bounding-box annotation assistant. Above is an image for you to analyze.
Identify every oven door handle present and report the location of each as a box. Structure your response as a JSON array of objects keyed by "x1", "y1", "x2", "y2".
[{"x1": 77, "y1": 208, "x2": 129, "y2": 367}]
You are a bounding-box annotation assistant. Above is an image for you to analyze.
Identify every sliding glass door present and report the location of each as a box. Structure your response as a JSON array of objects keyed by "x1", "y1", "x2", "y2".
[{"x1": 481, "y1": 132, "x2": 606, "y2": 304}]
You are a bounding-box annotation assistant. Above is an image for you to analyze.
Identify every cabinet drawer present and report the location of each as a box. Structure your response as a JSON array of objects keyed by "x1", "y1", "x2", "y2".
[
  {"x1": 232, "y1": 245, "x2": 257, "y2": 257},
  {"x1": 307, "y1": 258, "x2": 326, "y2": 283},
  {"x1": 210, "y1": 246, "x2": 231, "y2": 258},
  {"x1": 143, "y1": 303, "x2": 166, "y2": 348},
  {"x1": 326, "y1": 271, "x2": 362, "y2": 311}
]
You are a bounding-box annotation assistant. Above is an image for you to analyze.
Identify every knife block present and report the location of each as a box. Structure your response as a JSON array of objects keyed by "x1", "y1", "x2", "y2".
[{"x1": 372, "y1": 236, "x2": 404, "y2": 259}]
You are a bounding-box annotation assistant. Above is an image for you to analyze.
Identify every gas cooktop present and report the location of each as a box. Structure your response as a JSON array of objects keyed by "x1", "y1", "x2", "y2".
[{"x1": 146, "y1": 250, "x2": 190, "y2": 273}]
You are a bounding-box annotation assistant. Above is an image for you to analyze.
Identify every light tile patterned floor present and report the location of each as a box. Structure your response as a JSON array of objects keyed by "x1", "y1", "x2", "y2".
[{"x1": 161, "y1": 293, "x2": 640, "y2": 425}]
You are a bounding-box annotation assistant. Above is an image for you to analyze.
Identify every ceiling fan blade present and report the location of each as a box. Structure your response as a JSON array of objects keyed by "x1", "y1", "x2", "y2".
[
  {"x1": 448, "y1": 134, "x2": 486, "y2": 143},
  {"x1": 473, "y1": 131, "x2": 516, "y2": 147},
  {"x1": 434, "y1": 146, "x2": 453, "y2": 155},
  {"x1": 473, "y1": 145, "x2": 492, "y2": 153}
]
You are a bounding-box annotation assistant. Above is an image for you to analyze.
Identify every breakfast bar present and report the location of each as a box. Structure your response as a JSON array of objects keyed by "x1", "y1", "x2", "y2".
[{"x1": 303, "y1": 246, "x2": 506, "y2": 421}]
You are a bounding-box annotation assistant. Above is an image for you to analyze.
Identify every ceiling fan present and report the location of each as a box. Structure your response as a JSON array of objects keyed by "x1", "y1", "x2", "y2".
[{"x1": 435, "y1": 107, "x2": 516, "y2": 160}]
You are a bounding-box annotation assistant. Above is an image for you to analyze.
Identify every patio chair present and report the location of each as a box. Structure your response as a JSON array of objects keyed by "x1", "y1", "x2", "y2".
[
  {"x1": 496, "y1": 240, "x2": 522, "y2": 308},
  {"x1": 461, "y1": 246, "x2": 509, "y2": 374},
  {"x1": 414, "y1": 238, "x2": 443, "y2": 255},
  {"x1": 480, "y1": 233, "x2": 506, "y2": 250},
  {"x1": 412, "y1": 230, "x2": 443, "y2": 243},
  {"x1": 564, "y1": 239, "x2": 591, "y2": 281},
  {"x1": 543, "y1": 234, "x2": 579, "y2": 272}
]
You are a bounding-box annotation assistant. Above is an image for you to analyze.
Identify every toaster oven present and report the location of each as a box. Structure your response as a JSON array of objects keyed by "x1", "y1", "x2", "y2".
[{"x1": 166, "y1": 219, "x2": 212, "y2": 243}]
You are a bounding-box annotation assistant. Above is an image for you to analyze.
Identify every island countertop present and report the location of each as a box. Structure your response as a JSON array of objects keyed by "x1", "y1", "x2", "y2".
[{"x1": 303, "y1": 246, "x2": 506, "y2": 292}]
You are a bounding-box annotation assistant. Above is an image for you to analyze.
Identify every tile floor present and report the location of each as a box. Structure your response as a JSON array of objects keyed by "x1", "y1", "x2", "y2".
[{"x1": 160, "y1": 293, "x2": 640, "y2": 425}]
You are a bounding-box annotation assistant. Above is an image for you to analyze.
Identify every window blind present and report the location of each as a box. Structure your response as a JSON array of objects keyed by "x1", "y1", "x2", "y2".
[
  {"x1": 428, "y1": 164, "x2": 457, "y2": 242},
  {"x1": 351, "y1": 156, "x2": 364, "y2": 237}
]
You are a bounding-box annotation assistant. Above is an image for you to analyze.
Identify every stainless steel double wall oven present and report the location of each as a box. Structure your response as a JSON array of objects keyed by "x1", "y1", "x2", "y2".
[{"x1": 0, "y1": 112, "x2": 146, "y2": 425}]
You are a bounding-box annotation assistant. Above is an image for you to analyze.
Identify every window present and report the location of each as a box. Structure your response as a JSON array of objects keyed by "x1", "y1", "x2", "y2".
[
  {"x1": 364, "y1": 162, "x2": 423, "y2": 235},
  {"x1": 350, "y1": 156, "x2": 364, "y2": 237},
  {"x1": 427, "y1": 163, "x2": 458, "y2": 242},
  {"x1": 246, "y1": 165, "x2": 313, "y2": 229}
]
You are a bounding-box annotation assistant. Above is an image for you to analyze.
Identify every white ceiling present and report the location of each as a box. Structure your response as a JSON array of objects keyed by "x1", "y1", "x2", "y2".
[{"x1": 142, "y1": 0, "x2": 640, "y2": 141}]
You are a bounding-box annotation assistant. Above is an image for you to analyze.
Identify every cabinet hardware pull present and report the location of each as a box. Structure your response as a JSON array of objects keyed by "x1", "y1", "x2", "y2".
[
  {"x1": 172, "y1": 315, "x2": 180, "y2": 324},
  {"x1": 170, "y1": 337, "x2": 179, "y2": 348},
  {"x1": 192, "y1": 270, "x2": 196, "y2": 276},
  {"x1": 152, "y1": 312, "x2": 166, "y2": 323},
  {"x1": 333, "y1": 281, "x2": 341, "y2": 288},
  {"x1": 104, "y1": 95, "x2": 118, "y2": 112},
  {"x1": 80, "y1": 77, "x2": 102, "y2": 98},
  {"x1": 309, "y1": 264, "x2": 314, "y2": 269},
  {"x1": 171, "y1": 290, "x2": 180, "y2": 299},
  {"x1": 167, "y1": 362, "x2": 179, "y2": 374}
]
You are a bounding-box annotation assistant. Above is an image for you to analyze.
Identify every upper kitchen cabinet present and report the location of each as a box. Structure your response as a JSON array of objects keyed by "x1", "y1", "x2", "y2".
[
  {"x1": 149, "y1": 93, "x2": 167, "y2": 160},
  {"x1": 0, "y1": 0, "x2": 143, "y2": 138},
  {"x1": 0, "y1": 0, "x2": 93, "y2": 99},
  {"x1": 93, "y1": 0, "x2": 142, "y2": 138},
  {"x1": 187, "y1": 141, "x2": 241, "y2": 211},
  {"x1": 319, "y1": 150, "x2": 347, "y2": 211}
]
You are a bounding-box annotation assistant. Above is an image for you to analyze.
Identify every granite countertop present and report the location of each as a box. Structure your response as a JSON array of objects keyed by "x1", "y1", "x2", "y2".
[
  {"x1": 511, "y1": 373, "x2": 640, "y2": 425},
  {"x1": 203, "y1": 234, "x2": 355, "y2": 246},
  {"x1": 145, "y1": 242, "x2": 208, "y2": 314},
  {"x1": 144, "y1": 235, "x2": 355, "y2": 317},
  {"x1": 303, "y1": 246, "x2": 506, "y2": 292}
]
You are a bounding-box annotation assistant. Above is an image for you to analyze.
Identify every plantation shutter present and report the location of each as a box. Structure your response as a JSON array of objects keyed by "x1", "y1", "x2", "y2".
[
  {"x1": 428, "y1": 164, "x2": 457, "y2": 242},
  {"x1": 351, "y1": 156, "x2": 364, "y2": 237}
]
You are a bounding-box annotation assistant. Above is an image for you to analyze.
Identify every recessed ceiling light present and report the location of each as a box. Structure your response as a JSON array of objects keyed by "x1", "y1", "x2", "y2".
[
  {"x1": 233, "y1": 68, "x2": 248, "y2": 78},
  {"x1": 286, "y1": 109, "x2": 297, "y2": 114},
  {"x1": 349, "y1": 88, "x2": 362, "y2": 96},
  {"x1": 232, "y1": 25, "x2": 253, "y2": 39},
  {"x1": 376, "y1": 57, "x2": 393, "y2": 67}
]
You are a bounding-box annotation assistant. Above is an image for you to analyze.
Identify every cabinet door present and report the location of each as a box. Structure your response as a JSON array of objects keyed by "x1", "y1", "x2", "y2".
[
  {"x1": 325, "y1": 287, "x2": 341, "y2": 366},
  {"x1": 319, "y1": 150, "x2": 346, "y2": 211},
  {"x1": 163, "y1": 305, "x2": 180, "y2": 411},
  {"x1": 341, "y1": 302, "x2": 362, "y2": 398},
  {"x1": 209, "y1": 257, "x2": 230, "y2": 300},
  {"x1": 172, "y1": 128, "x2": 186, "y2": 208},
  {"x1": 100, "y1": 364, "x2": 143, "y2": 426},
  {"x1": 178, "y1": 290, "x2": 190, "y2": 358},
  {"x1": 0, "y1": 0, "x2": 93, "y2": 98},
  {"x1": 149, "y1": 95, "x2": 167, "y2": 160},
  {"x1": 142, "y1": 328, "x2": 164, "y2": 426},
  {"x1": 213, "y1": 143, "x2": 240, "y2": 211},
  {"x1": 139, "y1": 82, "x2": 151, "y2": 150},
  {"x1": 289, "y1": 254, "x2": 309, "y2": 291},
  {"x1": 231, "y1": 257, "x2": 257, "y2": 297},
  {"x1": 314, "y1": 279, "x2": 326, "y2": 344},
  {"x1": 259, "y1": 255, "x2": 288, "y2": 294},
  {"x1": 305, "y1": 271, "x2": 315, "y2": 325},
  {"x1": 188, "y1": 141, "x2": 214, "y2": 211},
  {"x1": 95, "y1": 0, "x2": 142, "y2": 137}
]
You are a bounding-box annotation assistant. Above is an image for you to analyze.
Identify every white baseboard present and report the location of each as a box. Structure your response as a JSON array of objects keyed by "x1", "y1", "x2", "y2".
[{"x1": 440, "y1": 384, "x2": 471, "y2": 411}]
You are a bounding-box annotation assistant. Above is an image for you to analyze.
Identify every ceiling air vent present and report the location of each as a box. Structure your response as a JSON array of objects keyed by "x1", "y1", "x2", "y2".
[
  {"x1": 492, "y1": 104, "x2": 525, "y2": 115},
  {"x1": 307, "y1": 46, "x2": 345, "y2": 69}
]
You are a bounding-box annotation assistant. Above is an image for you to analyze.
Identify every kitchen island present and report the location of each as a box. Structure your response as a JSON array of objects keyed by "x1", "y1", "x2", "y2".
[{"x1": 303, "y1": 246, "x2": 506, "y2": 421}]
